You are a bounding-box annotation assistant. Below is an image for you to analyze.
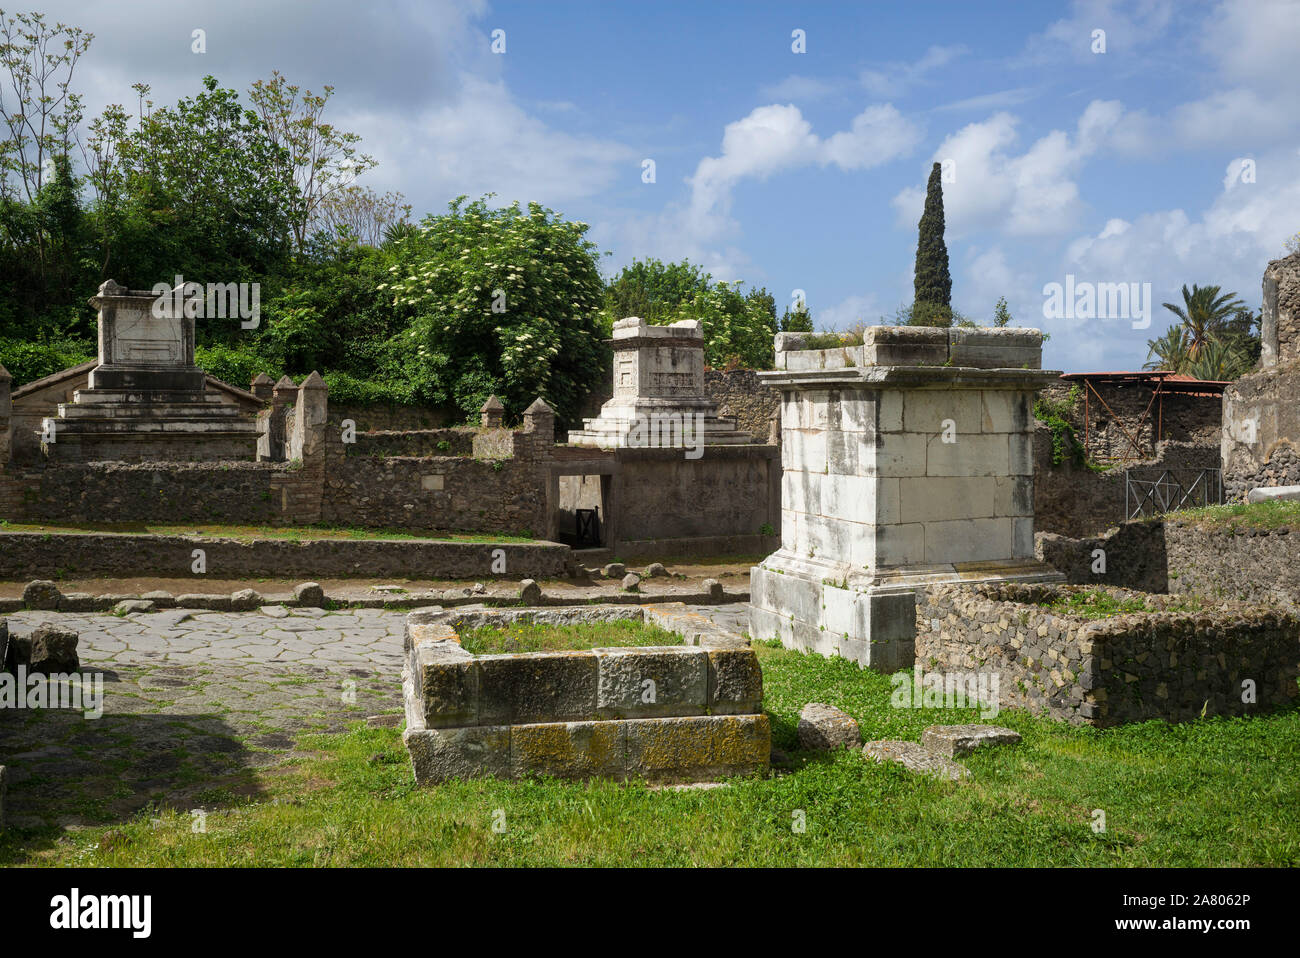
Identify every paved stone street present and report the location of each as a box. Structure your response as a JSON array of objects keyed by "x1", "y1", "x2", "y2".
[{"x1": 0, "y1": 603, "x2": 749, "y2": 829}]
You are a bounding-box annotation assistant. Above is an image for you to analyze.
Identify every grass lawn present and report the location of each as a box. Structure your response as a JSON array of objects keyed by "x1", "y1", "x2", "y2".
[
  {"x1": 0, "y1": 520, "x2": 537, "y2": 544},
  {"x1": 3, "y1": 641, "x2": 1297, "y2": 867},
  {"x1": 1038, "y1": 589, "x2": 1205, "y2": 619},
  {"x1": 1173, "y1": 498, "x2": 1300, "y2": 531},
  {"x1": 458, "y1": 620, "x2": 683, "y2": 654}
]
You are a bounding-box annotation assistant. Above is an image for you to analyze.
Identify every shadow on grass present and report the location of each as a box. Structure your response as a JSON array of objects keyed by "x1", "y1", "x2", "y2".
[{"x1": 0, "y1": 669, "x2": 271, "y2": 860}]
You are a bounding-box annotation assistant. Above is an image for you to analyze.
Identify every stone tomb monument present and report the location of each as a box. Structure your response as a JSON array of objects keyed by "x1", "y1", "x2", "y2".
[
  {"x1": 568, "y1": 317, "x2": 753, "y2": 448},
  {"x1": 41, "y1": 280, "x2": 260, "y2": 461},
  {"x1": 748, "y1": 326, "x2": 1063, "y2": 671}
]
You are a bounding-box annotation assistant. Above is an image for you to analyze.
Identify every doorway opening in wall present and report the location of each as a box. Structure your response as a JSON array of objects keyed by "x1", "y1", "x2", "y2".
[{"x1": 557, "y1": 474, "x2": 605, "y2": 548}]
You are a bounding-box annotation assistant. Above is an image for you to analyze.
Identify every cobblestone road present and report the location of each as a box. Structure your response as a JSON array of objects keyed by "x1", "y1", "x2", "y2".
[{"x1": 0, "y1": 604, "x2": 749, "y2": 829}]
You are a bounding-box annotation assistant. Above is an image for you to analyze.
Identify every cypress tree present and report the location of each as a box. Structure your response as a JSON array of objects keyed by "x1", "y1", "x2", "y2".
[{"x1": 912, "y1": 161, "x2": 952, "y2": 325}]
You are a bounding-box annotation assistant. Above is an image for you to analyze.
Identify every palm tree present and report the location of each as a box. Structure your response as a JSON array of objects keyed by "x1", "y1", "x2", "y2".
[
  {"x1": 1144, "y1": 325, "x2": 1191, "y2": 372},
  {"x1": 1186, "y1": 338, "x2": 1251, "y2": 381},
  {"x1": 1161, "y1": 284, "x2": 1245, "y2": 359}
]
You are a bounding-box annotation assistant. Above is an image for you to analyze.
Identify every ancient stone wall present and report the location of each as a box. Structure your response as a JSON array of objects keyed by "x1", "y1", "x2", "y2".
[
  {"x1": 1260, "y1": 251, "x2": 1300, "y2": 367},
  {"x1": 1033, "y1": 425, "x2": 1220, "y2": 537},
  {"x1": 702, "y1": 368, "x2": 780, "y2": 441},
  {"x1": 328, "y1": 402, "x2": 453, "y2": 432},
  {"x1": 320, "y1": 455, "x2": 548, "y2": 537},
  {"x1": 0, "y1": 532, "x2": 567, "y2": 579},
  {"x1": 1037, "y1": 517, "x2": 1300, "y2": 611},
  {"x1": 1037, "y1": 379, "x2": 1222, "y2": 463},
  {"x1": 1221, "y1": 360, "x2": 1300, "y2": 498},
  {"x1": 916, "y1": 582, "x2": 1299, "y2": 727}
]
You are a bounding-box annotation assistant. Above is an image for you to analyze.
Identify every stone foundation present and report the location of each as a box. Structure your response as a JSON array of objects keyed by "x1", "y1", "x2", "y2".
[{"x1": 401, "y1": 606, "x2": 768, "y2": 784}]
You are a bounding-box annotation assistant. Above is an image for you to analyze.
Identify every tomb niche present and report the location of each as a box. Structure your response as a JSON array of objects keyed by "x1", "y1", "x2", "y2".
[{"x1": 40, "y1": 280, "x2": 261, "y2": 462}]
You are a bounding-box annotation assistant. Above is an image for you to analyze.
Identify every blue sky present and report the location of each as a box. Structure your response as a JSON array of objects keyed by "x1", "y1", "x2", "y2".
[{"x1": 38, "y1": 0, "x2": 1300, "y2": 372}]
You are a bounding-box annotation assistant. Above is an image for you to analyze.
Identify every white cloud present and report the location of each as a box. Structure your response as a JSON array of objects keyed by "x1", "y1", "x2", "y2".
[
  {"x1": 687, "y1": 102, "x2": 922, "y2": 243},
  {"x1": 1018, "y1": 0, "x2": 1174, "y2": 64},
  {"x1": 891, "y1": 100, "x2": 1124, "y2": 237}
]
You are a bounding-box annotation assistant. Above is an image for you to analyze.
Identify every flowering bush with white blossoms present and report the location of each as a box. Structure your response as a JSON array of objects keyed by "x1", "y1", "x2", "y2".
[{"x1": 381, "y1": 195, "x2": 607, "y2": 425}]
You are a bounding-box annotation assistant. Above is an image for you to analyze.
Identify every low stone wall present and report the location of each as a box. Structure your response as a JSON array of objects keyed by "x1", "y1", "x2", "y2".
[
  {"x1": 1038, "y1": 518, "x2": 1300, "y2": 610},
  {"x1": 12, "y1": 461, "x2": 292, "y2": 524},
  {"x1": 402, "y1": 605, "x2": 768, "y2": 783},
  {"x1": 0, "y1": 532, "x2": 568, "y2": 580},
  {"x1": 328, "y1": 402, "x2": 452, "y2": 432},
  {"x1": 916, "y1": 583, "x2": 1300, "y2": 727}
]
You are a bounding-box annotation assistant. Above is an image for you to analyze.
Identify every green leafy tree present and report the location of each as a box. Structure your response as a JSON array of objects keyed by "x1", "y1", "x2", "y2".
[
  {"x1": 780, "y1": 302, "x2": 814, "y2": 332},
  {"x1": 248, "y1": 71, "x2": 377, "y2": 251},
  {"x1": 993, "y1": 296, "x2": 1012, "y2": 327},
  {"x1": 381, "y1": 196, "x2": 607, "y2": 425},
  {"x1": 601, "y1": 257, "x2": 712, "y2": 326},
  {"x1": 913, "y1": 161, "x2": 951, "y2": 318}
]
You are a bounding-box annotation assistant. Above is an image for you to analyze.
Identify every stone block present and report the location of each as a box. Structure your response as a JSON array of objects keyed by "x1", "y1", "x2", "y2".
[
  {"x1": 923, "y1": 517, "x2": 1013, "y2": 564},
  {"x1": 706, "y1": 648, "x2": 763, "y2": 713},
  {"x1": 176, "y1": 593, "x2": 232, "y2": 610},
  {"x1": 624, "y1": 714, "x2": 770, "y2": 783},
  {"x1": 871, "y1": 431, "x2": 928, "y2": 477},
  {"x1": 230, "y1": 588, "x2": 262, "y2": 611},
  {"x1": 404, "y1": 725, "x2": 511, "y2": 784},
  {"x1": 412, "y1": 642, "x2": 480, "y2": 728},
  {"x1": 28, "y1": 623, "x2": 79, "y2": 673},
  {"x1": 519, "y1": 579, "x2": 542, "y2": 603},
  {"x1": 899, "y1": 476, "x2": 997, "y2": 523},
  {"x1": 510, "y1": 721, "x2": 626, "y2": 780},
  {"x1": 477, "y1": 652, "x2": 598, "y2": 725},
  {"x1": 861, "y1": 326, "x2": 948, "y2": 367},
  {"x1": 22, "y1": 580, "x2": 61, "y2": 610},
  {"x1": 925, "y1": 433, "x2": 1010, "y2": 477},
  {"x1": 293, "y1": 582, "x2": 325, "y2": 607},
  {"x1": 920, "y1": 724, "x2": 1022, "y2": 757},
  {"x1": 114, "y1": 599, "x2": 156, "y2": 615},
  {"x1": 903, "y1": 390, "x2": 984, "y2": 435},
  {"x1": 797, "y1": 702, "x2": 861, "y2": 750},
  {"x1": 862, "y1": 740, "x2": 969, "y2": 780},
  {"x1": 594, "y1": 647, "x2": 708, "y2": 718}
]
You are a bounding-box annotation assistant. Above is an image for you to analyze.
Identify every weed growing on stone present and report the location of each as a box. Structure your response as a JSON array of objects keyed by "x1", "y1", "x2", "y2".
[{"x1": 458, "y1": 620, "x2": 680, "y2": 654}]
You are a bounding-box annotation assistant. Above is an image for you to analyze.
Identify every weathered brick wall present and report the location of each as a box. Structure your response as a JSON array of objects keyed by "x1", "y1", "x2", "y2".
[
  {"x1": 328, "y1": 402, "x2": 453, "y2": 432},
  {"x1": 16, "y1": 461, "x2": 288, "y2": 523},
  {"x1": 337, "y1": 428, "x2": 477, "y2": 458},
  {"x1": 917, "y1": 583, "x2": 1299, "y2": 727},
  {"x1": 1038, "y1": 379, "x2": 1222, "y2": 463},
  {"x1": 1222, "y1": 360, "x2": 1300, "y2": 498}
]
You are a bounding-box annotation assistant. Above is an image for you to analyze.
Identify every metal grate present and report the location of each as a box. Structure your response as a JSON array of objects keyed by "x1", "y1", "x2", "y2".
[{"x1": 1124, "y1": 468, "x2": 1222, "y2": 520}]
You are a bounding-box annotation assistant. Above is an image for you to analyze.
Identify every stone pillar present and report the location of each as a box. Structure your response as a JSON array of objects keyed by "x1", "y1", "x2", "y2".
[
  {"x1": 522, "y1": 396, "x2": 556, "y2": 451},
  {"x1": 0, "y1": 362, "x2": 11, "y2": 466},
  {"x1": 250, "y1": 373, "x2": 274, "y2": 401},
  {"x1": 748, "y1": 326, "x2": 1063, "y2": 671},
  {"x1": 290, "y1": 371, "x2": 327, "y2": 464},
  {"x1": 480, "y1": 395, "x2": 505, "y2": 428}
]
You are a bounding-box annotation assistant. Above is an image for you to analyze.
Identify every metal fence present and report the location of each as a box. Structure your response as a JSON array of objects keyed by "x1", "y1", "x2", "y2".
[{"x1": 1124, "y1": 468, "x2": 1222, "y2": 521}]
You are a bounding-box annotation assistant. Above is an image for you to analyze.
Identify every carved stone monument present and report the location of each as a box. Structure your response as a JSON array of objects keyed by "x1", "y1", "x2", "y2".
[
  {"x1": 567, "y1": 317, "x2": 753, "y2": 448},
  {"x1": 748, "y1": 326, "x2": 1063, "y2": 671},
  {"x1": 41, "y1": 280, "x2": 261, "y2": 462}
]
